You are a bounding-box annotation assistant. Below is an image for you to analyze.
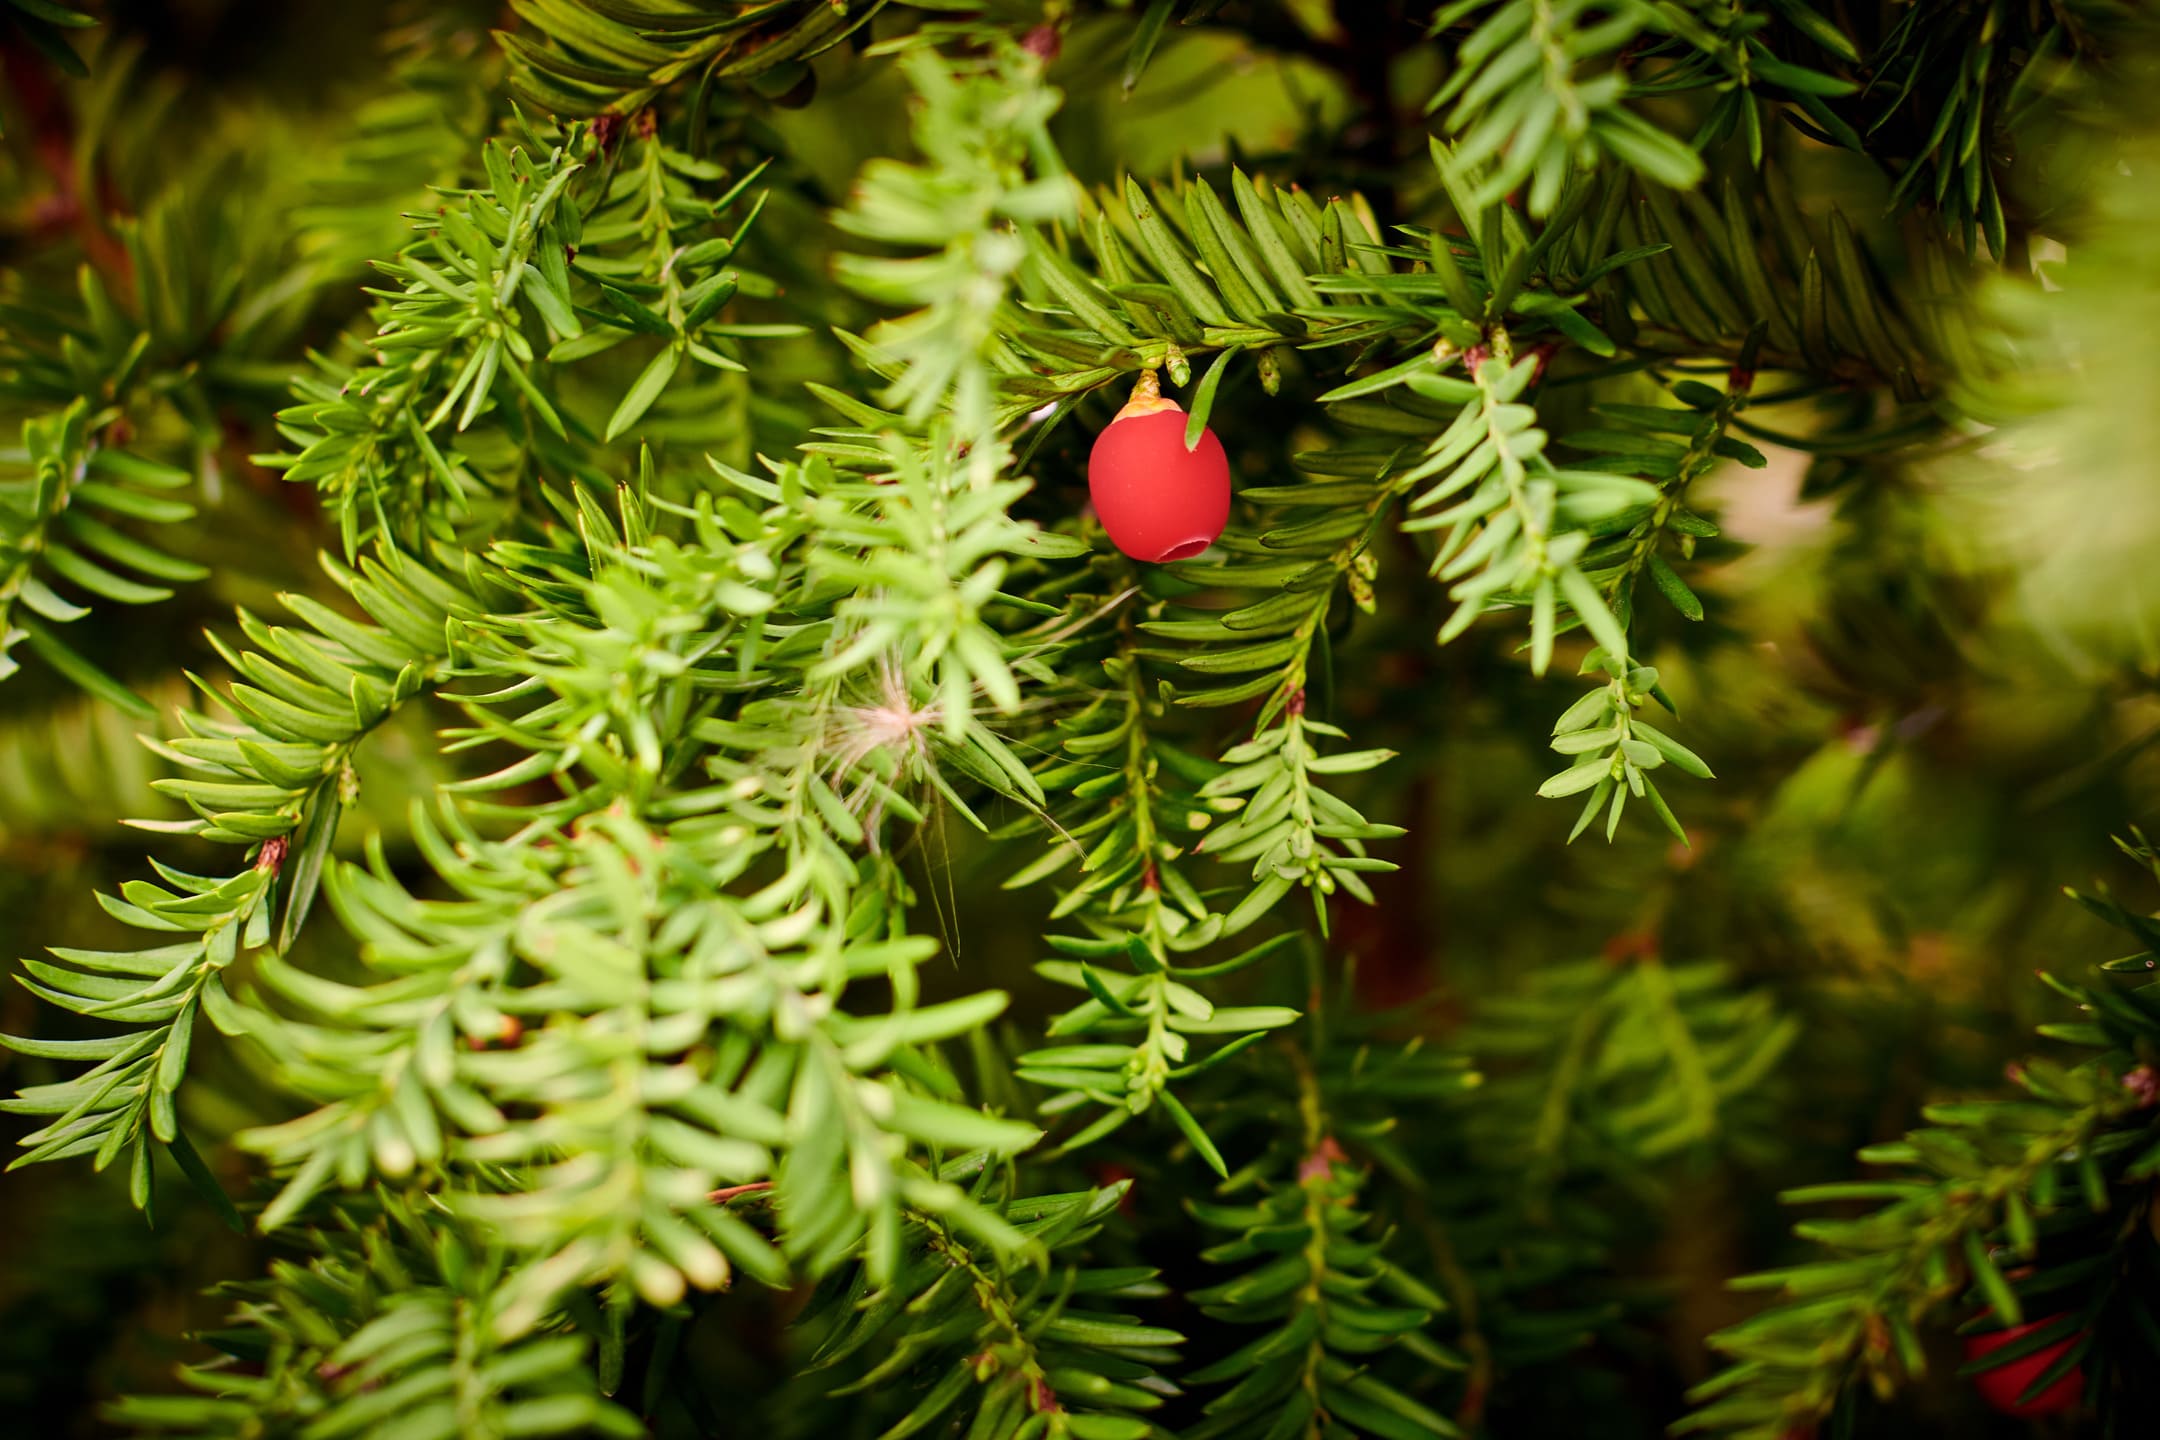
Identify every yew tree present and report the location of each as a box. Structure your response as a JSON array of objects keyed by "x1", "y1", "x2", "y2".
[{"x1": 6, "y1": 2, "x2": 2160, "y2": 1437}]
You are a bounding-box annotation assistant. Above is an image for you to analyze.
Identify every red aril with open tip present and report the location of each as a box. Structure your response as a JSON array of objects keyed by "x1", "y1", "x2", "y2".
[{"x1": 1086, "y1": 377, "x2": 1229, "y2": 564}]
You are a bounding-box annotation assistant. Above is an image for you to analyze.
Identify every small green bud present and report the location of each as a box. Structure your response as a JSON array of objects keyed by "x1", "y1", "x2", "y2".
[{"x1": 1164, "y1": 342, "x2": 1192, "y2": 389}]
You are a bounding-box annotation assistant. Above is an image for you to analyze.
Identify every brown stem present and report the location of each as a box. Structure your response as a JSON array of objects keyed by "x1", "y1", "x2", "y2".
[
  {"x1": 0, "y1": 33, "x2": 131, "y2": 280},
  {"x1": 707, "y1": 1181, "x2": 775, "y2": 1204}
]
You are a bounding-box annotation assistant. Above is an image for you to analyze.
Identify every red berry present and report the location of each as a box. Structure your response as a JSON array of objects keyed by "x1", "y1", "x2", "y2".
[
  {"x1": 1087, "y1": 409, "x2": 1230, "y2": 563},
  {"x1": 1962, "y1": 1318, "x2": 2084, "y2": 1418}
]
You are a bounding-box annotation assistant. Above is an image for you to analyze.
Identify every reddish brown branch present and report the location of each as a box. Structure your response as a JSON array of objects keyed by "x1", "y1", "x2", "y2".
[
  {"x1": 708, "y1": 1181, "x2": 775, "y2": 1204},
  {"x1": 1, "y1": 33, "x2": 131, "y2": 279}
]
